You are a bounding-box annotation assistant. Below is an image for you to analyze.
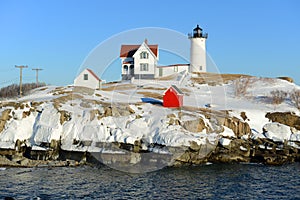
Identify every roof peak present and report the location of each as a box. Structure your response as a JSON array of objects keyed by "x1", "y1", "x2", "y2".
[
  {"x1": 86, "y1": 68, "x2": 101, "y2": 81},
  {"x1": 120, "y1": 44, "x2": 158, "y2": 57}
]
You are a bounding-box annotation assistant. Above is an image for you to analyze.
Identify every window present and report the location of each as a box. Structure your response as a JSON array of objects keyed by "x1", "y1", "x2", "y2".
[
  {"x1": 199, "y1": 66, "x2": 202, "y2": 71},
  {"x1": 140, "y1": 63, "x2": 149, "y2": 71},
  {"x1": 123, "y1": 65, "x2": 128, "y2": 74},
  {"x1": 84, "y1": 74, "x2": 88, "y2": 80},
  {"x1": 174, "y1": 66, "x2": 178, "y2": 72},
  {"x1": 140, "y1": 51, "x2": 149, "y2": 59}
]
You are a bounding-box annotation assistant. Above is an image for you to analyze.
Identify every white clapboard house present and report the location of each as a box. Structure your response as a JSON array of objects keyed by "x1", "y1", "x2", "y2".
[{"x1": 74, "y1": 68, "x2": 102, "y2": 89}]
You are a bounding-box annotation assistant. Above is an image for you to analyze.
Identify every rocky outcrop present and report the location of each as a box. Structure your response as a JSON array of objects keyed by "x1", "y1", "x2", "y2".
[
  {"x1": 182, "y1": 118, "x2": 206, "y2": 133},
  {"x1": 266, "y1": 112, "x2": 300, "y2": 130},
  {"x1": 0, "y1": 109, "x2": 11, "y2": 133},
  {"x1": 0, "y1": 135, "x2": 299, "y2": 167},
  {"x1": 209, "y1": 138, "x2": 251, "y2": 163},
  {"x1": 52, "y1": 93, "x2": 83, "y2": 109},
  {"x1": 103, "y1": 105, "x2": 135, "y2": 118},
  {"x1": 174, "y1": 141, "x2": 217, "y2": 165},
  {"x1": 0, "y1": 154, "x2": 80, "y2": 167},
  {"x1": 0, "y1": 139, "x2": 80, "y2": 167},
  {"x1": 277, "y1": 76, "x2": 294, "y2": 83},
  {"x1": 209, "y1": 137, "x2": 299, "y2": 165},
  {"x1": 58, "y1": 110, "x2": 71, "y2": 125},
  {"x1": 223, "y1": 116, "x2": 251, "y2": 138}
]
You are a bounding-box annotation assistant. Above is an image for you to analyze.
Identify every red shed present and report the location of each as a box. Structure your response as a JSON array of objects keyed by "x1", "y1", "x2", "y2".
[{"x1": 163, "y1": 85, "x2": 184, "y2": 108}]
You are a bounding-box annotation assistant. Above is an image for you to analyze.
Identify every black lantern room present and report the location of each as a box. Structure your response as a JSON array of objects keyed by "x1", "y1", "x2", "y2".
[
  {"x1": 193, "y1": 25, "x2": 203, "y2": 37},
  {"x1": 189, "y1": 24, "x2": 208, "y2": 39}
]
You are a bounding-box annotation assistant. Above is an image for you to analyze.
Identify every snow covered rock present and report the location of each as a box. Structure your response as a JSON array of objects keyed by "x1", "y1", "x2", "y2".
[
  {"x1": 263, "y1": 122, "x2": 292, "y2": 142},
  {"x1": 220, "y1": 127, "x2": 236, "y2": 138},
  {"x1": 182, "y1": 118, "x2": 206, "y2": 133},
  {"x1": 219, "y1": 138, "x2": 231, "y2": 146}
]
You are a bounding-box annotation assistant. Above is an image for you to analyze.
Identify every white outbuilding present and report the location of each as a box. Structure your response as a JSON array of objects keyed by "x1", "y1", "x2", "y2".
[{"x1": 74, "y1": 68, "x2": 102, "y2": 89}]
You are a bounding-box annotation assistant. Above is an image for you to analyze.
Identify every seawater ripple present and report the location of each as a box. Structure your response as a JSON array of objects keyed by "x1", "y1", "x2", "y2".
[{"x1": 0, "y1": 163, "x2": 299, "y2": 199}]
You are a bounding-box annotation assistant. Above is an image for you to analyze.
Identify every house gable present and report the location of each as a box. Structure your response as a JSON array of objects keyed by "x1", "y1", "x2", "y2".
[
  {"x1": 132, "y1": 42, "x2": 158, "y2": 60},
  {"x1": 86, "y1": 68, "x2": 101, "y2": 81},
  {"x1": 74, "y1": 68, "x2": 101, "y2": 89}
]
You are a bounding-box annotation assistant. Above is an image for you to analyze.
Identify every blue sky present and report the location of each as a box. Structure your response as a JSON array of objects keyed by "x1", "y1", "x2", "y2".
[{"x1": 0, "y1": 0, "x2": 299, "y2": 86}]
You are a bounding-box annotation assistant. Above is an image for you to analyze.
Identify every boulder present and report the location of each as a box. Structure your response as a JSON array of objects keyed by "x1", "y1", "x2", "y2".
[
  {"x1": 219, "y1": 138, "x2": 231, "y2": 146},
  {"x1": 175, "y1": 119, "x2": 181, "y2": 125},
  {"x1": 240, "y1": 111, "x2": 248, "y2": 121},
  {"x1": 133, "y1": 140, "x2": 142, "y2": 153},
  {"x1": 223, "y1": 116, "x2": 251, "y2": 137},
  {"x1": 22, "y1": 111, "x2": 31, "y2": 118},
  {"x1": 0, "y1": 109, "x2": 12, "y2": 133},
  {"x1": 167, "y1": 113, "x2": 176, "y2": 118},
  {"x1": 90, "y1": 109, "x2": 101, "y2": 121},
  {"x1": 168, "y1": 117, "x2": 175, "y2": 125},
  {"x1": 189, "y1": 141, "x2": 201, "y2": 151},
  {"x1": 1, "y1": 109, "x2": 11, "y2": 121},
  {"x1": 266, "y1": 112, "x2": 300, "y2": 130},
  {"x1": 263, "y1": 122, "x2": 291, "y2": 142},
  {"x1": 58, "y1": 110, "x2": 71, "y2": 125},
  {"x1": 111, "y1": 106, "x2": 121, "y2": 117},
  {"x1": 182, "y1": 118, "x2": 206, "y2": 133},
  {"x1": 118, "y1": 106, "x2": 134, "y2": 116},
  {"x1": 104, "y1": 107, "x2": 113, "y2": 117}
]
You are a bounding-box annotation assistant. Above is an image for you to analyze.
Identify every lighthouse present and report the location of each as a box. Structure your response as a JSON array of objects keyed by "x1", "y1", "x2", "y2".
[{"x1": 189, "y1": 25, "x2": 208, "y2": 73}]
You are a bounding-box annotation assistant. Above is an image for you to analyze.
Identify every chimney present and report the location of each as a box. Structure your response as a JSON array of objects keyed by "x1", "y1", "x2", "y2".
[{"x1": 144, "y1": 38, "x2": 148, "y2": 45}]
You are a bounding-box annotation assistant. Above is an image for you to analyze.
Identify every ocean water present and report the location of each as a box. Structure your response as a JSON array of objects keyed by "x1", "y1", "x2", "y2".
[{"x1": 0, "y1": 163, "x2": 299, "y2": 199}]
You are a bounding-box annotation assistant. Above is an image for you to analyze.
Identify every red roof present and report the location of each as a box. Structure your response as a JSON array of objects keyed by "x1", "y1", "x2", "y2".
[
  {"x1": 120, "y1": 44, "x2": 158, "y2": 57},
  {"x1": 86, "y1": 69, "x2": 101, "y2": 81}
]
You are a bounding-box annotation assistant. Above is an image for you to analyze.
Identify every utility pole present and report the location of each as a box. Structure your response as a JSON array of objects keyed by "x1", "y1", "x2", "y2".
[
  {"x1": 32, "y1": 68, "x2": 43, "y2": 87},
  {"x1": 15, "y1": 65, "x2": 28, "y2": 97}
]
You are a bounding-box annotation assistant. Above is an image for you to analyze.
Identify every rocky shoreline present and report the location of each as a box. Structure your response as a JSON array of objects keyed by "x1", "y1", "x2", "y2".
[
  {"x1": 0, "y1": 135, "x2": 299, "y2": 169},
  {"x1": 0, "y1": 82, "x2": 300, "y2": 170}
]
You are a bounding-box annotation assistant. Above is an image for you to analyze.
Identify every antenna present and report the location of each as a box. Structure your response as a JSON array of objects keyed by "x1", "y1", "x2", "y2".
[{"x1": 15, "y1": 65, "x2": 28, "y2": 97}]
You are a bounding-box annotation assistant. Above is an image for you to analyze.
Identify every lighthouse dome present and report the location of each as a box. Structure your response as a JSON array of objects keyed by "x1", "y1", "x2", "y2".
[{"x1": 193, "y1": 25, "x2": 203, "y2": 38}]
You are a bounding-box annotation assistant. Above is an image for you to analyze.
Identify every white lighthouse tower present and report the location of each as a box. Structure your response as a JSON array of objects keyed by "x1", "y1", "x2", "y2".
[{"x1": 189, "y1": 25, "x2": 208, "y2": 73}]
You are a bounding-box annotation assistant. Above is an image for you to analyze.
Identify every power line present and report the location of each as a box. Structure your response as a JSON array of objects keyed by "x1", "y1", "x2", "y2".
[{"x1": 15, "y1": 65, "x2": 28, "y2": 97}]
